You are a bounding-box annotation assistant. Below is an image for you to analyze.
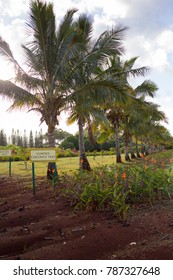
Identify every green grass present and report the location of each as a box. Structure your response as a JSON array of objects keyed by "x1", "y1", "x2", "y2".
[
  {"x1": 0, "y1": 154, "x2": 117, "y2": 177},
  {"x1": 1, "y1": 150, "x2": 173, "y2": 178}
]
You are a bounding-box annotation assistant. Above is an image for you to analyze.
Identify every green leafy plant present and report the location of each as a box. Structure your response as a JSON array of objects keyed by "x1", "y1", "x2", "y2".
[{"x1": 59, "y1": 161, "x2": 172, "y2": 221}]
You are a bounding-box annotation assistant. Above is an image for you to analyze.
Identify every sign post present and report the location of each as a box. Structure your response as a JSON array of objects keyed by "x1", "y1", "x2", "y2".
[
  {"x1": 9, "y1": 157, "x2": 12, "y2": 176},
  {"x1": 32, "y1": 162, "x2": 36, "y2": 195},
  {"x1": 30, "y1": 149, "x2": 57, "y2": 194}
]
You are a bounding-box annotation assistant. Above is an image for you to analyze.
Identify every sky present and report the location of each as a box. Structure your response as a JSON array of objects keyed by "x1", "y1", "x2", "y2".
[{"x1": 0, "y1": 0, "x2": 173, "y2": 137}]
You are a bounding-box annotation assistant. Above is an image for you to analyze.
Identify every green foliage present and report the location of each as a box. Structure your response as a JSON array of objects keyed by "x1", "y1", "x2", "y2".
[
  {"x1": 0, "y1": 145, "x2": 30, "y2": 162},
  {"x1": 59, "y1": 163, "x2": 172, "y2": 221},
  {"x1": 57, "y1": 148, "x2": 78, "y2": 158},
  {"x1": 60, "y1": 135, "x2": 79, "y2": 150}
]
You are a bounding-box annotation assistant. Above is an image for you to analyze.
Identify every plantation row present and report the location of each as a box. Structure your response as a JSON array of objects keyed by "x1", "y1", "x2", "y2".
[
  {"x1": 58, "y1": 151, "x2": 173, "y2": 222},
  {"x1": 0, "y1": 143, "x2": 171, "y2": 163},
  {"x1": 0, "y1": 149, "x2": 172, "y2": 221}
]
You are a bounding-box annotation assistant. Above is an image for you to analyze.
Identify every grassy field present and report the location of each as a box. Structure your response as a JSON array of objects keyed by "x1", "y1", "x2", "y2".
[
  {"x1": 1, "y1": 151, "x2": 173, "y2": 178},
  {"x1": 0, "y1": 154, "x2": 117, "y2": 177}
]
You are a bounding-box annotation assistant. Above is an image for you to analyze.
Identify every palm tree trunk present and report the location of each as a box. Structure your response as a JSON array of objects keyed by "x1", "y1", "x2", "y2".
[
  {"x1": 144, "y1": 140, "x2": 149, "y2": 156},
  {"x1": 140, "y1": 138, "x2": 145, "y2": 157},
  {"x1": 78, "y1": 117, "x2": 91, "y2": 171},
  {"x1": 124, "y1": 134, "x2": 130, "y2": 161},
  {"x1": 130, "y1": 136, "x2": 136, "y2": 159},
  {"x1": 125, "y1": 144, "x2": 130, "y2": 161},
  {"x1": 135, "y1": 137, "x2": 141, "y2": 158},
  {"x1": 47, "y1": 126, "x2": 58, "y2": 179},
  {"x1": 48, "y1": 130, "x2": 55, "y2": 147},
  {"x1": 114, "y1": 120, "x2": 122, "y2": 163}
]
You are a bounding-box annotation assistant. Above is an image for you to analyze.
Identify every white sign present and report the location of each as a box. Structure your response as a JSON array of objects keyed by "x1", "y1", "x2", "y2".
[
  {"x1": 30, "y1": 149, "x2": 56, "y2": 162},
  {"x1": 0, "y1": 150, "x2": 12, "y2": 157}
]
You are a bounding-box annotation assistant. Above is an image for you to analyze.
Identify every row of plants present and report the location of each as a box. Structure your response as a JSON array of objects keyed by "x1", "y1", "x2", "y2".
[
  {"x1": 0, "y1": 146, "x2": 79, "y2": 162},
  {"x1": 0, "y1": 145, "x2": 127, "y2": 162},
  {"x1": 59, "y1": 157, "x2": 173, "y2": 222},
  {"x1": 0, "y1": 143, "x2": 166, "y2": 162}
]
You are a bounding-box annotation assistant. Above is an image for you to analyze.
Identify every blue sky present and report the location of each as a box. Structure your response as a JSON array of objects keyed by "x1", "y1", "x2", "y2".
[{"x1": 0, "y1": 0, "x2": 173, "y2": 136}]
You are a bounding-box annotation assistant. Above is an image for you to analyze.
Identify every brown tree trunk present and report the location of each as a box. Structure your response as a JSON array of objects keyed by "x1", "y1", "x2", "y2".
[
  {"x1": 130, "y1": 136, "x2": 136, "y2": 159},
  {"x1": 78, "y1": 117, "x2": 91, "y2": 171},
  {"x1": 114, "y1": 120, "x2": 122, "y2": 163},
  {"x1": 135, "y1": 138, "x2": 141, "y2": 158},
  {"x1": 47, "y1": 126, "x2": 58, "y2": 180},
  {"x1": 124, "y1": 134, "x2": 130, "y2": 161}
]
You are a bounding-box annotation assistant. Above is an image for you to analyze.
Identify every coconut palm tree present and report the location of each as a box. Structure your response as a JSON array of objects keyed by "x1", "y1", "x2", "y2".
[
  {"x1": 0, "y1": 2, "x2": 82, "y2": 146},
  {"x1": 121, "y1": 79, "x2": 159, "y2": 160},
  {"x1": 106, "y1": 105, "x2": 124, "y2": 162},
  {"x1": 0, "y1": 1, "x2": 87, "y2": 176},
  {"x1": 0, "y1": 0, "x2": 131, "y2": 172},
  {"x1": 100, "y1": 56, "x2": 155, "y2": 162},
  {"x1": 132, "y1": 101, "x2": 167, "y2": 156},
  {"x1": 65, "y1": 17, "x2": 131, "y2": 170}
]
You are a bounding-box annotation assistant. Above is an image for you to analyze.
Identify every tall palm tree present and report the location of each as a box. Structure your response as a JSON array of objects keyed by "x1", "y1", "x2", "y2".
[
  {"x1": 65, "y1": 17, "x2": 130, "y2": 170},
  {"x1": 0, "y1": 2, "x2": 82, "y2": 147},
  {"x1": 0, "y1": 1, "x2": 88, "y2": 177},
  {"x1": 0, "y1": 0, "x2": 130, "y2": 172}
]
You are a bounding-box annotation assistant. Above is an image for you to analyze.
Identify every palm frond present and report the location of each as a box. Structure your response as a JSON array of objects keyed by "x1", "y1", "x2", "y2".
[
  {"x1": 75, "y1": 13, "x2": 93, "y2": 44},
  {"x1": 123, "y1": 56, "x2": 139, "y2": 70},
  {"x1": 122, "y1": 66, "x2": 150, "y2": 78},
  {"x1": 0, "y1": 79, "x2": 38, "y2": 107},
  {"x1": 135, "y1": 80, "x2": 158, "y2": 98},
  {"x1": 0, "y1": 37, "x2": 25, "y2": 76},
  {"x1": 72, "y1": 78, "x2": 129, "y2": 106},
  {"x1": 93, "y1": 25, "x2": 128, "y2": 55},
  {"x1": 0, "y1": 37, "x2": 15, "y2": 64},
  {"x1": 65, "y1": 25, "x2": 128, "y2": 82},
  {"x1": 26, "y1": 0, "x2": 57, "y2": 81}
]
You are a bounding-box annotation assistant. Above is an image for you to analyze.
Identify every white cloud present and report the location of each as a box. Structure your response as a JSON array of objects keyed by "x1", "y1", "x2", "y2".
[
  {"x1": 150, "y1": 48, "x2": 169, "y2": 70},
  {"x1": 0, "y1": 0, "x2": 29, "y2": 18},
  {"x1": 156, "y1": 30, "x2": 173, "y2": 53}
]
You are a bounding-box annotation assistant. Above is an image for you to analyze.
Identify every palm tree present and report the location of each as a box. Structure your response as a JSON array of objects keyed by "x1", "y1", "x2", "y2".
[
  {"x1": 0, "y1": 1, "x2": 94, "y2": 175},
  {"x1": 0, "y1": 0, "x2": 130, "y2": 172},
  {"x1": 106, "y1": 105, "x2": 123, "y2": 162},
  {"x1": 122, "y1": 79, "x2": 159, "y2": 160},
  {"x1": 0, "y1": 2, "x2": 82, "y2": 145},
  {"x1": 65, "y1": 17, "x2": 130, "y2": 170},
  {"x1": 134, "y1": 101, "x2": 167, "y2": 156},
  {"x1": 101, "y1": 57, "x2": 153, "y2": 163}
]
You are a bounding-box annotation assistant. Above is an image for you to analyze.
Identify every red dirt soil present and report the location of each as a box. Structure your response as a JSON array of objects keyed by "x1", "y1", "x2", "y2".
[{"x1": 0, "y1": 175, "x2": 173, "y2": 260}]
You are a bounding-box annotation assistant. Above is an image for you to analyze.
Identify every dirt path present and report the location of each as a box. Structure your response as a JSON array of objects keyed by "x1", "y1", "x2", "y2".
[{"x1": 0, "y1": 175, "x2": 173, "y2": 260}]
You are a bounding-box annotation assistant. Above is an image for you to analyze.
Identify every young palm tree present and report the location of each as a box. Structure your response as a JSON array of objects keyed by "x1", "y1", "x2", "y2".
[
  {"x1": 121, "y1": 79, "x2": 159, "y2": 160},
  {"x1": 106, "y1": 105, "x2": 123, "y2": 162},
  {"x1": 132, "y1": 101, "x2": 167, "y2": 156},
  {"x1": 101, "y1": 56, "x2": 154, "y2": 163},
  {"x1": 65, "y1": 16, "x2": 130, "y2": 170}
]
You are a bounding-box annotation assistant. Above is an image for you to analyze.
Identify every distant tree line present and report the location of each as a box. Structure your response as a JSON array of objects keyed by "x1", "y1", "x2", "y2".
[
  {"x1": 0, "y1": 128, "x2": 44, "y2": 148},
  {"x1": 0, "y1": 128, "x2": 119, "y2": 151}
]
